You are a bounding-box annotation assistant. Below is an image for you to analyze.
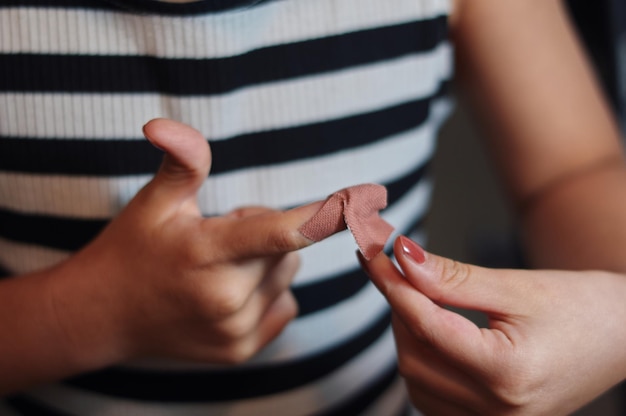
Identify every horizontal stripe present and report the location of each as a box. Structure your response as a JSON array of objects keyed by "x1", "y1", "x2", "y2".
[
  {"x1": 4, "y1": 396, "x2": 67, "y2": 416},
  {"x1": 0, "y1": 0, "x2": 451, "y2": 58},
  {"x1": 0, "y1": 0, "x2": 273, "y2": 15},
  {"x1": 295, "y1": 266, "x2": 370, "y2": 318},
  {"x1": 10, "y1": 374, "x2": 405, "y2": 416},
  {"x1": 23, "y1": 328, "x2": 397, "y2": 415},
  {"x1": 0, "y1": 169, "x2": 431, "y2": 284},
  {"x1": 0, "y1": 239, "x2": 69, "y2": 278},
  {"x1": 0, "y1": 44, "x2": 452, "y2": 141},
  {"x1": 0, "y1": 97, "x2": 449, "y2": 219},
  {"x1": 98, "y1": 0, "x2": 274, "y2": 15},
  {"x1": 62, "y1": 310, "x2": 390, "y2": 402},
  {"x1": 321, "y1": 366, "x2": 402, "y2": 416},
  {"x1": 0, "y1": 211, "x2": 104, "y2": 252},
  {"x1": 0, "y1": 82, "x2": 449, "y2": 176},
  {"x1": 0, "y1": 147, "x2": 428, "y2": 251},
  {"x1": 0, "y1": 0, "x2": 119, "y2": 9},
  {"x1": 5, "y1": 309, "x2": 404, "y2": 415},
  {"x1": 0, "y1": 98, "x2": 450, "y2": 280},
  {"x1": 358, "y1": 376, "x2": 408, "y2": 416},
  {"x1": 0, "y1": 174, "x2": 430, "y2": 282},
  {"x1": 0, "y1": 19, "x2": 447, "y2": 94}
]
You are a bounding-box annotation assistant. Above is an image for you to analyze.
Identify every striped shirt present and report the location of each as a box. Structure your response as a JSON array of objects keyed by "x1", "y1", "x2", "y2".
[{"x1": 0, "y1": 0, "x2": 453, "y2": 414}]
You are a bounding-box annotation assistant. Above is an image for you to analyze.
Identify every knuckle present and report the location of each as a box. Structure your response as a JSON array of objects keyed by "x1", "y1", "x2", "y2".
[
  {"x1": 180, "y1": 240, "x2": 207, "y2": 266},
  {"x1": 267, "y1": 226, "x2": 301, "y2": 253},
  {"x1": 281, "y1": 292, "x2": 299, "y2": 320},
  {"x1": 205, "y1": 285, "x2": 248, "y2": 319},
  {"x1": 491, "y1": 382, "x2": 532, "y2": 411},
  {"x1": 178, "y1": 229, "x2": 215, "y2": 266},
  {"x1": 215, "y1": 315, "x2": 255, "y2": 341},
  {"x1": 270, "y1": 290, "x2": 299, "y2": 323},
  {"x1": 221, "y1": 342, "x2": 257, "y2": 364},
  {"x1": 228, "y1": 206, "x2": 273, "y2": 219},
  {"x1": 488, "y1": 356, "x2": 538, "y2": 410},
  {"x1": 396, "y1": 356, "x2": 413, "y2": 380},
  {"x1": 437, "y1": 258, "x2": 471, "y2": 292},
  {"x1": 283, "y1": 252, "x2": 301, "y2": 272}
]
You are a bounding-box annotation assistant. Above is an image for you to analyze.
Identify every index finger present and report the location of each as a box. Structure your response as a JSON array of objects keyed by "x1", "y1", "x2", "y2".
[
  {"x1": 206, "y1": 182, "x2": 394, "y2": 262},
  {"x1": 207, "y1": 201, "x2": 331, "y2": 261}
]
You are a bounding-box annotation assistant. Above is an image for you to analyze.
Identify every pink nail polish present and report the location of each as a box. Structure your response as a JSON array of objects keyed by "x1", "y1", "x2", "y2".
[{"x1": 398, "y1": 235, "x2": 426, "y2": 264}]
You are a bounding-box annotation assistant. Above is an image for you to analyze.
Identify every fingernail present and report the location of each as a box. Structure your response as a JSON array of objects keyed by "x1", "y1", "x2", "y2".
[{"x1": 398, "y1": 235, "x2": 426, "y2": 264}]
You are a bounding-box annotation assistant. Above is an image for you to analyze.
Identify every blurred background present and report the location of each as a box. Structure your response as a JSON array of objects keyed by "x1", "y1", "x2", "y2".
[{"x1": 424, "y1": 0, "x2": 626, "y2": 414}]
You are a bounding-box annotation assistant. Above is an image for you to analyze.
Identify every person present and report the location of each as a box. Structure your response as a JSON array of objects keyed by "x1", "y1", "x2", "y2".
[
  {"x1": 360, "y1": 0, "x2": 626, "y2": 414},
  {"x1": 0, "y1": 0, "x2": 451, "y2": 414},
  {"x1": 0, "y1": 1, "x2": 624, "y2": 416}
]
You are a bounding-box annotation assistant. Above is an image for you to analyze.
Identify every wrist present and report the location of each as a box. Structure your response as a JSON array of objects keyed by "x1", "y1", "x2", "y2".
[
  {"x1": 0, "y1": 259, "x2": 130, "y2": 394},
  {"x1": 47, "y1": 253, "x2": 133, "y2": 375}
]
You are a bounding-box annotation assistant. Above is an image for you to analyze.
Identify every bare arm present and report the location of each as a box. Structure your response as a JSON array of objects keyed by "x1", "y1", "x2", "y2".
[
  {"x1": 357, "y1": 3, "x2": 626, "y2": 414},
  {"x1": 0, "y1": 266, "x2": 111, "y2": 394},
  {"x1": 452, "y1": 0, "x2": 626, "y2": 272}
]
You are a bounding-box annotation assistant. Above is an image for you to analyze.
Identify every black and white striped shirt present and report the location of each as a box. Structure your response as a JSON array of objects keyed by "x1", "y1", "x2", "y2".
[{"x1": 0, "y1": 0, "x2": 453, "y2": 414}]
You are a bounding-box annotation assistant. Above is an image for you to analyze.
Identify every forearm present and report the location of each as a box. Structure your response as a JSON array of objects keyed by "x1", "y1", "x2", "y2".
[
  {"x1": 451, "y1": 0, "x2": 626, "y2": 274},
  {"x1": 453, "y1": 0, "x2": 624, "y2": 200},
  {"x1": 0, "y1": 262, "x2": 125, "y2": 396}
]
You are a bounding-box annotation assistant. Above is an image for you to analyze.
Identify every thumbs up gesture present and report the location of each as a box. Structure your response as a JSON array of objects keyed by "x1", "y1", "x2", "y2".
[
  {"x1": 360, "y1": 236, "x2": 626, "y2": 416},
  {"x1": 51, "y1": 119, "x2": 326, "y2": 370}
]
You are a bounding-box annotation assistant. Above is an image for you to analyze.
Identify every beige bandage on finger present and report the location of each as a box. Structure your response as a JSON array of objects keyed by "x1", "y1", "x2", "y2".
[{"x1": 298, "y1": 184, "x2": 394, "y2": 260}]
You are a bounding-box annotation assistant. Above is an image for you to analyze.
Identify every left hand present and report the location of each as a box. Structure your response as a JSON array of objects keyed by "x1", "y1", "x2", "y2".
[{"x1": 359, "y1": 235, "x2": 626, "y2": 416}]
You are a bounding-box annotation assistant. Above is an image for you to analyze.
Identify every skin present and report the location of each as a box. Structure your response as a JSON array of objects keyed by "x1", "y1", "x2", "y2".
[
  {"x1": 362, "y1": 238, "x2": 626, "y2": 416},
  {"x1": 0, "y1": 119, "x2": 326, "y2": 395},
  {"x1": 451, "y1": 0, "x2": 626, "y2": 272},
  {"x1": 2, "y1": 0, "x2": 626, "y2": 412},
  {"x1": 360, "y1": 0, "x2": 626, "y2": 414}
]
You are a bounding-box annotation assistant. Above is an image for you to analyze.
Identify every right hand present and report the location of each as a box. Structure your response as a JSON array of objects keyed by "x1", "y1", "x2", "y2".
[
  {"x1": 51, "y1": 119, "x2": 324, "y2": 369},
  {"x1": 361, "y1": 236, "x2": 626, "y2": 415}
]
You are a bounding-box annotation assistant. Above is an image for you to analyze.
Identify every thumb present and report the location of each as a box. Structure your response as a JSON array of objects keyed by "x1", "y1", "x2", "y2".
[{"x1": 142, "y1": 118, "x2": 212, "y2": 203}]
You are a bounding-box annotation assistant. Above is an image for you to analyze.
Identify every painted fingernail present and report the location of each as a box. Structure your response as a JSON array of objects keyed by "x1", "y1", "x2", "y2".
[{"x1": 398, "y1": 235, "x2": 426, "y2": 264}]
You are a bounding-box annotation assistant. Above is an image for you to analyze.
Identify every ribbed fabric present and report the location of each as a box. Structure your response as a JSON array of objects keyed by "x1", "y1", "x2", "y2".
[{"x1": 0, "y1": 0, "x2": 453, "y2": 414}]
